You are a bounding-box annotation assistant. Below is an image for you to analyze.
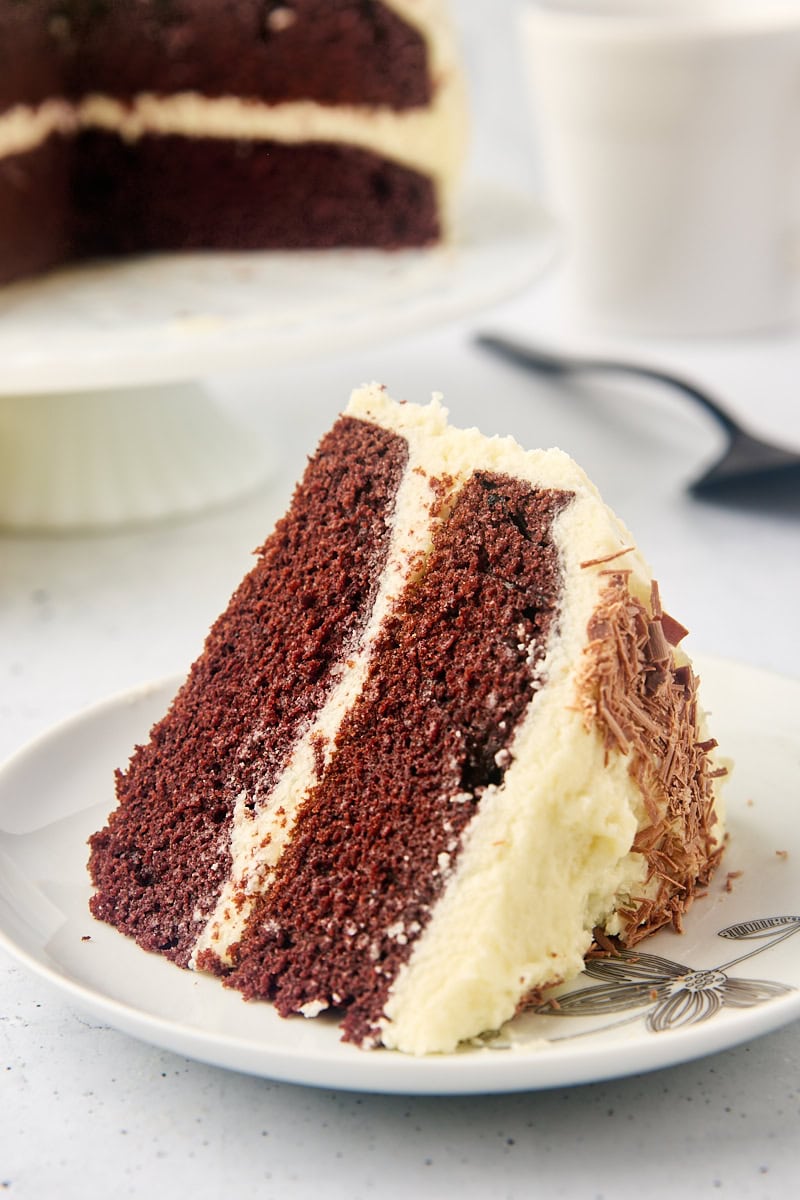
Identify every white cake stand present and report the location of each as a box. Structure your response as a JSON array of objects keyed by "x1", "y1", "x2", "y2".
[{"x1": 0, "y1": 184, "x2": 557, "y2": 531}]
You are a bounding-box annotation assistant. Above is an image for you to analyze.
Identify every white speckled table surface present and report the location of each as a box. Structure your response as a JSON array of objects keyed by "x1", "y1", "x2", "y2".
[{"x1": 2, "y1": 3, "x2": 800, "y2": 1195}]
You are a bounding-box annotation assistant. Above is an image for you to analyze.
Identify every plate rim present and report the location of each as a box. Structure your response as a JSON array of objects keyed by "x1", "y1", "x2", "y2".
[{"x1": 1, "y1": 654, "x2": 799, "y2": 1095}]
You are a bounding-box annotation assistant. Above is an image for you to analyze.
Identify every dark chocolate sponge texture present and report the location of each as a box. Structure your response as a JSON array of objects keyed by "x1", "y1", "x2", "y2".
[
  {"x1": 88, "y1": 416, "x2": 407, "y2": 964},
  {"x1": 0, "y1": 1, "x2": 432, "y2": 113}
]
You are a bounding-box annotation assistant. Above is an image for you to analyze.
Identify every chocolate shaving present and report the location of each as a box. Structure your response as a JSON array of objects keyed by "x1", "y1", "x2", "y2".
[
  {"x1": 590, "y1": 926, "x2": 621, "y2": 957},
  {"x1": 660, "y1": 611, "x2": 690, "y2": 647},
  {"x1": 577, "y1": 573, "x2": 725, "y2": 947},
  {"x1": 580, "y1": 545, "x2": 635, "y2": 570},
  {"x1": 647, "y1": 620, "x2": 671, "y2": 667}
]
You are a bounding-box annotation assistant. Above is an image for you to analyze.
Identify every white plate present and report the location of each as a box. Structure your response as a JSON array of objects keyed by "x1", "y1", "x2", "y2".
[
  {"x1": 1, "y1": 655, "x2": 798, "y2": 1094},
  {"x1": 0, "y1": 183, "x2": 557, "y2": 394}
]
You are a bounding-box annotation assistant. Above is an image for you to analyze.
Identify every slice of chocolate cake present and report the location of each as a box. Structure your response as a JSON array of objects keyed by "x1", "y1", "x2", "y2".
[
  {"x1": 88, "y1": 388, "x2": 726, "y2": 1054},
  {"x1": 0, "y1": 1, "x2": 466, "y2": 284}
]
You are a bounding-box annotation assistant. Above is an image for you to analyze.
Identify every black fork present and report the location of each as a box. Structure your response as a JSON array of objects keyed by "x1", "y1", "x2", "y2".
[{"x1": 475, "y1": 333, "x2": 800, "y2": 497}]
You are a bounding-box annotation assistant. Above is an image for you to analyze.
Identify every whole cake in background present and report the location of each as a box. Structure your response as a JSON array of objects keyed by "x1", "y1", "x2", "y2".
[
  {"x1": 88, "y1": 387, "x2": 727, "y2": 1055},
  {"x1": 0, "y1": 0, "x2": 466, "y2": 285}
]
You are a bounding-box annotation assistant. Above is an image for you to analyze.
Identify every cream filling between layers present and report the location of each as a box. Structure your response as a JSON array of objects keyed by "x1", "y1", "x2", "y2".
[
  {"x1": 0, "y1": 92, "x2": 464, "y2": 191},
  {"x1": 0, "y1": 99, "x2": 76, "y2": 158},
  {"x1": 190, "y1": 388, "x2": 472, "y2": 968},
  {"x1": 0, "y1": 0, "x2": 467, "y2": 175}
]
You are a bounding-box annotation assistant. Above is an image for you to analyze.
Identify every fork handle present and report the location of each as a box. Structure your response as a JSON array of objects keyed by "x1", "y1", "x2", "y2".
[{"x1": 475, "y1": 334, "x2": 741, "y2": 438}]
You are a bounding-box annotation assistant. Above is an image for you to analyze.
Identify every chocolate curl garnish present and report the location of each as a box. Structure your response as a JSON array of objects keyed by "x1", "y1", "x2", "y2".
[
  {"x1": 578, "y1": 574, "x2": 725, "y2": 947},
  {"x1": 661, "y1": 611, "x2": 690, "y2": 647},
  {"x1": 647, "y1": 619, "x2": 671, "y2": 666},
  {"x1": 590, "y1": 927, "x2": 621, "y2": 957},
  {"x1": 580, "y1": 545, "x2": 635, "y2": 570}
]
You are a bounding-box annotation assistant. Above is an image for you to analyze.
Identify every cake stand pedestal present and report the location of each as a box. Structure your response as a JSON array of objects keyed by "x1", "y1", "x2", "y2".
[{"x1": 0, "y1": 386, "x2": 270, "y2": 531}]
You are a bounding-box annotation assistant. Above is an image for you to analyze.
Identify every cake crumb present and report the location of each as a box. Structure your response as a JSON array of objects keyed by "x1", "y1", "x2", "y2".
[
  {"x1": 775, "y1": 850, "x2": 789, "y2": 860},
  {"x1": 264, "y1": 6, "x2": 297, "y2": 35},
  {"x1": 298, "y1": 999, "x2": 328, "y2": 1019}
]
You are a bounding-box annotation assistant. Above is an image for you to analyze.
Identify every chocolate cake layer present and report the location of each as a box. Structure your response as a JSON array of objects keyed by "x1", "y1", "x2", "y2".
[
  {"x1": 88, "y1": 417, "x2": 408, "y2": 963},
  {"x1": 72, "y1": 131, "x2": 441, "y2": 255},
  {"x1": 0, "y1": 130, "x2": 440, "y2": 284},
  {"x1": 0, "y1": 2, "x2": 63, "y2": 110},
  {"x1": 0, "y1": 134, "x2": 73, "y2": 285},
  {"x1": 0, "y1": 1, "x2": 432, "y2": 115},
  {"x1": 225, "y1": 473, "x2": 570, "y2": 1046}
]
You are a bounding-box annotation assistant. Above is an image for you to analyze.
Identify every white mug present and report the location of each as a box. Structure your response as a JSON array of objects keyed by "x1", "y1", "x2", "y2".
[{"x1": 520, "y1": 0, "x2": 800, "y2": 336}]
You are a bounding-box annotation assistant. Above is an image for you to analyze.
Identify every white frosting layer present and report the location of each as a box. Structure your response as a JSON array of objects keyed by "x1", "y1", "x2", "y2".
[{"x1": 0, "y1": 99, "x2": 76, "y2": 158}]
